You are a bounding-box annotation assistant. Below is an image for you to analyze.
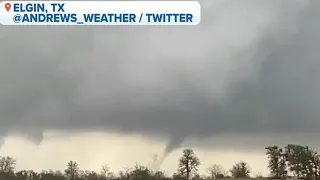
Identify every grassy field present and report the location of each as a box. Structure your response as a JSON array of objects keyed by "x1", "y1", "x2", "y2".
[{"x1": 217, "y1": 178, "x2": 298, "y2": 180}]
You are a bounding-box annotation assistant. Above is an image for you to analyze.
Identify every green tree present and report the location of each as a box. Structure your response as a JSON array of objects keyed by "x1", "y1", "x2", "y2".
[
  {"x1": 131, "y1": 164, "x2": 152, "y2": 180},
  {"x1": 265, "y1": 146, "x2": 287, "y2": 179},
  {"x1": 154, "y1": 170, "x2": 166, "y2": 180},
  {"x1": 0, "y1": 156, "x2": 16, "y2": 174},
  {"x1": 230, "y1": 161, "x2": 251, "y2": 178},
  {"x1": 284, "y1": 144, "x2": 320, "y2": 179},
  {"x1": 79, "y1": 170, "x2": 100, "y2": 180},
  {"x1": 172, "y1": 173, "x2": 185, "y2": 180},
  {"x1": 27, "y1": 170, "x2": 41, "y2": 180},
  {"x1": 191, "y1": 173, "x2": 201, "y2": 180},
  {"x1": 178, "y1": 149, "x2": 200, "y2": 180}
]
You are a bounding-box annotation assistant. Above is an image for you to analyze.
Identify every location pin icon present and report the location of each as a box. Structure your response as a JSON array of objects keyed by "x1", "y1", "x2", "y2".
[{"x1": 5, "y1": 3, "x2": 11, "y2": 12}]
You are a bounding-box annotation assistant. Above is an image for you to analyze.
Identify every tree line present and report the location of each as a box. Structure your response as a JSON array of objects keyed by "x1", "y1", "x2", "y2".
[{"x1": 0, "y1": 144, "x2": 319, "y2": 180}]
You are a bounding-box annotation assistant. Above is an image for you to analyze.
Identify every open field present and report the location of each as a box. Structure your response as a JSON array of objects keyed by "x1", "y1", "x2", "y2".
[{"x1": 216, "y1": 178, "x2": 298, "y2": 180}]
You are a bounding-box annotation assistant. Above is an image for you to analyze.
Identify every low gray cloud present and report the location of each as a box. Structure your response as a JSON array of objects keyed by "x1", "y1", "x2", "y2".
[{"x1": 1, "y1": 0, "x2": 319, "y2": 155}]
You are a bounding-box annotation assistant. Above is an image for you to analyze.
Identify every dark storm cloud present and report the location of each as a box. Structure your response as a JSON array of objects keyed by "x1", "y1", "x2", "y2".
[{"x1": 0, "y1": 0, "x2": 319, "y2": 153}]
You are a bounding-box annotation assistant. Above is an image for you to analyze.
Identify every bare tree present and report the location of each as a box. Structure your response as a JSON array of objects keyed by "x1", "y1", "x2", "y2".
[
  {"x1": 119, "y1": 166, "x2": 131, "y2": 180},
  {"x1": 65, "y1": 161, "x2": 79, "y2": 180},
  {"x1": 178, "y1": 149, "x2": 200, "y2": 180},
  {"x1": 207, "y1": 164, "x2": 224, "y2": 179},
  {"x1": 101, "y1": 164, "x2": 110, "y2": 177}
]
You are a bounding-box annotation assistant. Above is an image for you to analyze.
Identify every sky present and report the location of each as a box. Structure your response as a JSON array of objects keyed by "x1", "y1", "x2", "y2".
[{"x1": 1, "y1": 0, "x2": 320, "y2": 176}]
